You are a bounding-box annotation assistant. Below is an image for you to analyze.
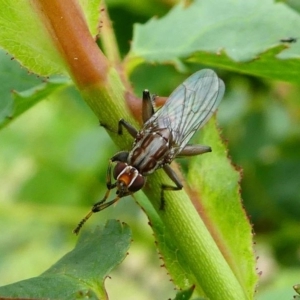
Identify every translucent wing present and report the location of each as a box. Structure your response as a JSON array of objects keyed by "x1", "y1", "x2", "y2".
[{"x1": 144, "y1": 69, "x2": 225, "y2": 151}]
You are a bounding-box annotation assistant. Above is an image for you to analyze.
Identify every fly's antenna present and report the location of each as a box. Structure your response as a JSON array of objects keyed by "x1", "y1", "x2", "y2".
[{"x1": 73, "y1": 210, "x2": 94, "y2": 235}]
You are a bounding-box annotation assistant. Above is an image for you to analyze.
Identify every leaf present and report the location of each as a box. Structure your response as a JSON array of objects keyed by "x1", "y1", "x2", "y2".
[
  {"x1": 0, "y1": 220, "x2": 132, "y2": 300},
  {"x1": 0, "y1": 49, "x2": 71, "y2": 129},
  {"x1": 79, "y1": 0, "x2": 102, "y2": 38},
  {"x1": 294, "y1": 284, "x2": 300, "y2": 295},
  {"x1": 0, "y1": 1, "x2": 65, "y2": 75},
  {"x1": 187, "y1": 118, "x2": 258, "y2": 297},
  {"x1": 0, "y1": 0, "x2": 101, "y2": 76},
  {"x1": 191, "y1": 48, "x2": 300, "y2": 84},
  {"x1": 173, "y1": 286, "x2": 195, "y2": 300},
  {"x1": 127, "y1": 0, "x2": 300, "y2": 83}
]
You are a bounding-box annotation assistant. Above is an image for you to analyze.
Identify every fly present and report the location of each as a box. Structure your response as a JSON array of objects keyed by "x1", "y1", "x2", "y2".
[
  {"x1": 73, "y1": 69, "x2": 225, "y2": 234},
  {"x1": 280, "y1": 37, "x2": 297, "y2": 43}
]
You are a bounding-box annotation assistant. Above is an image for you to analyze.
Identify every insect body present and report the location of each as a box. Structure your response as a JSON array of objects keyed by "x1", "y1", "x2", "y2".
[
  {"x1": 73, "y1": 69, "x2": 225, "y2": 234},
  {"x1": 280, "y1": 37, "x2": 297, "y2": 43}
]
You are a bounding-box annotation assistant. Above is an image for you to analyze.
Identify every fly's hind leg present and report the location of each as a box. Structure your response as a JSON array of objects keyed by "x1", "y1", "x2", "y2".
[
  {"x1": 156, "y1": 144, "x2": 211, "y2": 211},
  {"x1": 142, "y1": 90, "x2": 155, "y2": 123},
  {"x1": 177, "y1": 144, "x2": 212, "y2": 157},
  {"x1": 160, "y1": 165, "x2": 183, "y2": 210}
]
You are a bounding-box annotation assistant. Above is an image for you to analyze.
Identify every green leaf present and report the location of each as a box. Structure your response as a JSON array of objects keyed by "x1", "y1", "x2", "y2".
[
  {"x1": 191, "y1": 48, "x2": 300, "y2": 84},
  {"x1": 79, "y1": 0, "x2": 102, "y2": 37},
  {"x1": 173, "y1": 286, "x2": 195, "y2": 300},
  {"x1": 0, "y1": 50, "x2": 71, "y2": 129},
  {"x1": 127, "y1": 0, "x2": 300, "y2": 82},
  {"x1": 0, "y1": 1, "x2": 66, "y2": 75},
  {"x1": 0, "y1": 0, "x2": 101, "y2": 76},
  {"x1": 0, "y1": 220, "x2": 132, "y2": 300},
  {"x1": 294, "y1": 284, "x2": 300, "y2": 295},
  {"x1": 187, "y1": 118, "x2": 258, "y2": 297}
]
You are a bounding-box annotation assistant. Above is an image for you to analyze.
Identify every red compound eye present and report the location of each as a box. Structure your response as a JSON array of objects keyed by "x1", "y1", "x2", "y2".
[
  {"x1": 113, "y1": 162, "x2": 127, "y2": 179},
  {"x1": 128, "y1": 174, "x2": 145, "y2": 192}
]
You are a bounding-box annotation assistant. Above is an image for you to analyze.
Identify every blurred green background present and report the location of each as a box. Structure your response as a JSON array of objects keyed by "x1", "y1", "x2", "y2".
[{"x1": 1, "y1": 1, "x2": 300, "y2": 299}]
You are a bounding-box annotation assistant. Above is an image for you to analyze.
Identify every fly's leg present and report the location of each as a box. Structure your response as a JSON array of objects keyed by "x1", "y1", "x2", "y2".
[
  {"x1": 73, "y1": 159, "x2": 116, "y2": 235},
  {"x1": 101, "y1": 89, "x2": 154, "y2": 137},
  {"x1": 117, "y1": 119, "x2": 138, "y2": 138},
  {"x1": 160, "y1": 165, "x2": 183, "y2": 210},
  {"x1": 92, "y1": 188, "x2": 132, "y2": 212},
  {"x1": 110, "y1": 151, "x2": 129, "y2": 163},
  {"x1": 177, "y1": 144, "x2": 212, "y2": 157},
  {"x1": 143, "y1": 90, "x2": 170, "y2": 123},
  {"x1": 157, "y1": 145, "x2": 212, "y2": 210},
  {"x1": 87, "y1": 152, "x2": 129, "y2": 221},
  {"x1": 142, "y1": 90, "x2": 155, "y2": 123},
  {"x1": 73, "y1": 187, "x2": 115, "y2": 235},
  {"x1": 73, "y1": 152, "x2": 129, "y2": 235},
  {"x1": 99, "y1": 121, "x2": 118, "y2": 133},
  {"x1": 99, "y1": 119, "x2": 138, "y2": 138},
  {"x1": 94, "y1": 152, "x2": 130, "y2": 207},
  {"x1": 156, "y1": 145, "x2": 212, "y2": 210}
]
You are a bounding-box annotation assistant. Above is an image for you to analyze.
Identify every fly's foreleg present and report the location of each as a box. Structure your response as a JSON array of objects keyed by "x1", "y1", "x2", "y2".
[
  {"x1": 73, "y1": 191, "x2": 120, "y2": 236},
  {"x1": 90, "y1": 151, "x2": 129, "y2": 212},
  {"x1": 73, "y1": 152, "x2": 129, "y2": 235},
  {"x1": 91, "y1": 151, "x2": 131, "y2": 213},
  {"x1": 94, "y1": 158, "x2": 116, "y2": 209},
  {"x1": 94, "y1": 188, "x2": 132, "y2": 211},
  {"x1": 110, "y1": 151, "x2": 129, "y2": 163},
  {"x1": 73, "y1": 159, "x2": 115, "y2": 235},
  {"x1": 160, "y1": 165, "x2": 183, "y2": 210}
]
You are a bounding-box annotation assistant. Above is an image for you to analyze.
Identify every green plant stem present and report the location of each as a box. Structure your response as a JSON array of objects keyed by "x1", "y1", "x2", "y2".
[
  {"x1": 35, "y1": 1, "x2": 249, "y2": 299},
  {"x1": 34, "y1": 0, "x2": 109, "y2": 89},
  {"x1": 143, "y1": 171, "x2": 249, "y2": 299},
  {"x1": 99, "y1": 2, "x2": 122, "y2": 65}
]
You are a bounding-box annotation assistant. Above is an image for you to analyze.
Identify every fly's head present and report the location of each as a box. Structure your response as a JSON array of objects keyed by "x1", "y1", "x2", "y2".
[{"x1": 113, "y1": 162, "x2": 145, "y2": 196}]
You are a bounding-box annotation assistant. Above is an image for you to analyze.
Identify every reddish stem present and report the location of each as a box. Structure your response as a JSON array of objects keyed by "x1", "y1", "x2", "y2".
[{"x1": 34, "y1": 0, "x2": 109, "y2": 88}]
